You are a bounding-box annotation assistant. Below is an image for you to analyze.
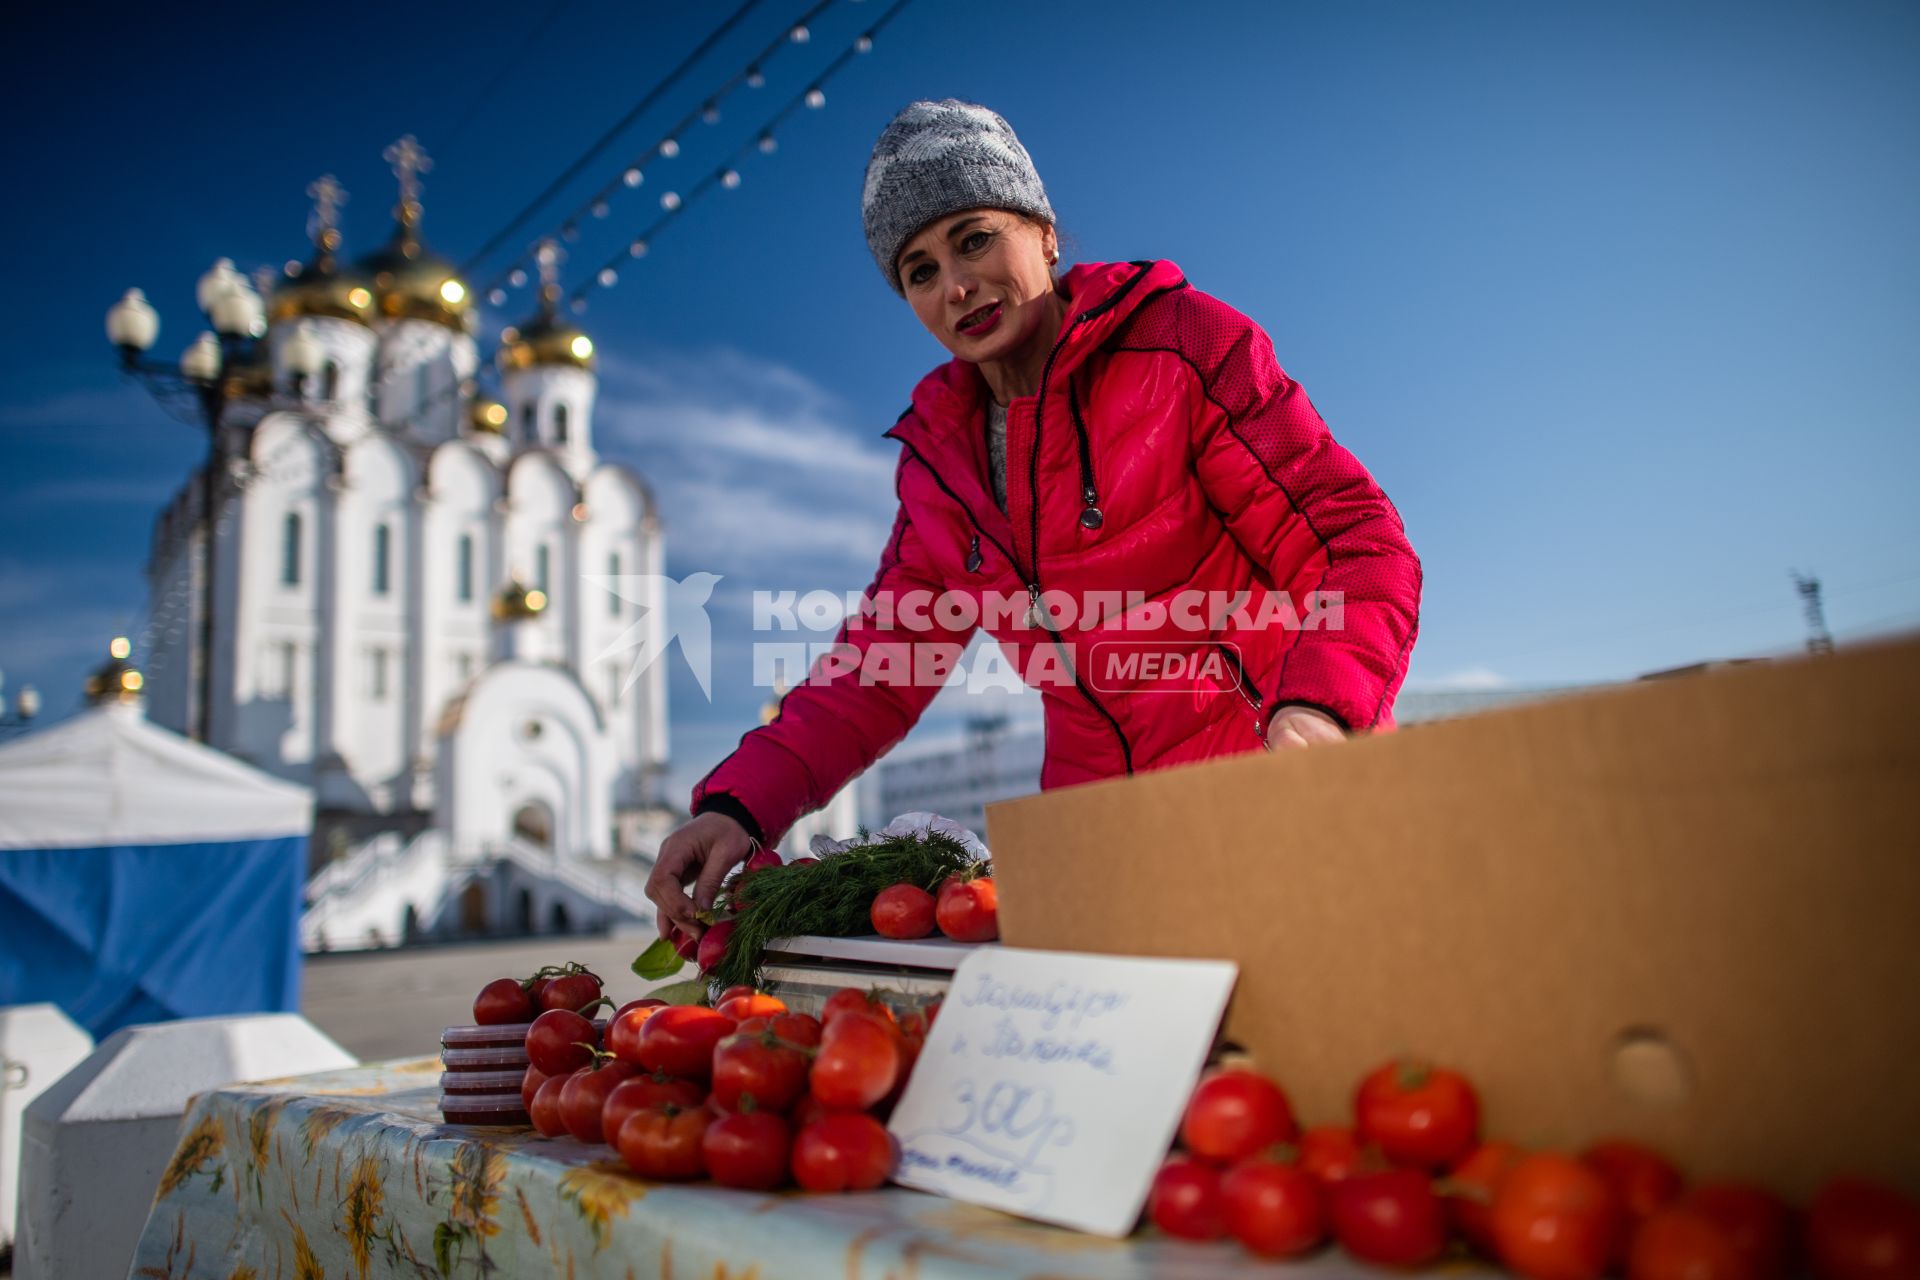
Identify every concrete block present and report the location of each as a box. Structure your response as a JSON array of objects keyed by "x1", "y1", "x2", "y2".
[
  {"x1": 11, "y1": 1013, "x2": 355, "y2": 1280},
  {"x1": 0, "y1": 1004, "x2": 93, "y2": 1251}
]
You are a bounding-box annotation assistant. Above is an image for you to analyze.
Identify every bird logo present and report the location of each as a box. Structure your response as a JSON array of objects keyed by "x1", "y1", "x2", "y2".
[{"x1": 584, "y1": 571, "x2": 722, "y2": 701}]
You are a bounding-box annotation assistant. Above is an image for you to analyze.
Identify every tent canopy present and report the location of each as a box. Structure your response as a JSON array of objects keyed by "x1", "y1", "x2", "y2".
[{"x1": 0, "y1": 703, "x2": 314, "y2": 1038}]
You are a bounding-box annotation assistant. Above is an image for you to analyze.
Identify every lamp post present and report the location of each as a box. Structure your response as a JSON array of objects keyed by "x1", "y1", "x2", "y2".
[
  {"x1": 0, "y1": 668, "x2": 41, "y2": 741},
  {"x1": 105, "y1": 262, "x2": 267, "y2": 743}
]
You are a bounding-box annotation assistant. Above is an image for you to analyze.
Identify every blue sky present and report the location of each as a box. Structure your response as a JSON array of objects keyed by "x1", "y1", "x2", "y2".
[{"x1": 3, "y1": 0, "x2": 1917, "y2": 803}]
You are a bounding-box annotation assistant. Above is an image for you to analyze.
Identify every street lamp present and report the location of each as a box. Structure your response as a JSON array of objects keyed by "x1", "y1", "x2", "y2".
[
  {"x1": 105, "y1": 259, "x2": 274, "y2": 743},
  {"x1": 0, "y1": 668, "x2": 41, "y2": 741}
]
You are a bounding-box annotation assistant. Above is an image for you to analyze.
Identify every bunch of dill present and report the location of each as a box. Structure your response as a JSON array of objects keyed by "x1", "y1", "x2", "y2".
[{"x1": 709, "y1": 829, "x2": 983, "y2": 991}]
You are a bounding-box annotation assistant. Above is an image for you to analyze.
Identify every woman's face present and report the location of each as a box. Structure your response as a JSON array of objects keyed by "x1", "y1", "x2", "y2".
[{"x1": 897, "y1": 209, "x2": 1060, "y2": 366}]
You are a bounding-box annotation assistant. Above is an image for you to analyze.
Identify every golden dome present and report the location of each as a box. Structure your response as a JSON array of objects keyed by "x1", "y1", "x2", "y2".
[
  {"x1": 85, "y1": 639, "x2": 145, "y2": 705},
  {"x1": 497, "y1": 311, "x2": 596, "y2": 372},
  {"x1": 269, "y1": 230, "x2": 375, "y2": 327},
  {"x1": 491, "y1": 579, "x2": 548, "y2": 621},
  {"x1": 354, "y1": 205, "x2": 472, "y2": 332},
  {"x1": 469, "y1": 398, "x2": 508, "y2": 434}
]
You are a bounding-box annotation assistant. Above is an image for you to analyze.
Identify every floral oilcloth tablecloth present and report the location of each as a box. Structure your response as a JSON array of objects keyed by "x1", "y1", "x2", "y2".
[{"x1": 130, "y1": 1059, "x2": 1457, "y2": 1280}]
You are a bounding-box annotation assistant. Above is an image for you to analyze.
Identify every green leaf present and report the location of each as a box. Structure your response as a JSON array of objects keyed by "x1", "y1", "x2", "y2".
[
  {"x1": 630, "y1": 937, "x2": 685, "y2": 982},
  {"x1": 650, "y1": 977, "x2": 710, "y2": 1006},
  {"x1": 433, "y1": 1221, "x2": 456, "y2": 1275}
]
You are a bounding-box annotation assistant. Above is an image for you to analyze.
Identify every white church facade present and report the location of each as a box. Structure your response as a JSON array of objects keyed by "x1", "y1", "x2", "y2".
[{"x1": 140, "y1": 145, "x2": 676, "y2": 947}]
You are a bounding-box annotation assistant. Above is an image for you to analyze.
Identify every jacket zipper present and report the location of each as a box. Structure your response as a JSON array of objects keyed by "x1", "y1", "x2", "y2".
[
  {"x1": 1214, "y1": 640, "x2": 1270, "y2": 749},
  {"x1": 1067, "y1": 380, "x2": 1103, "y2": 530}
]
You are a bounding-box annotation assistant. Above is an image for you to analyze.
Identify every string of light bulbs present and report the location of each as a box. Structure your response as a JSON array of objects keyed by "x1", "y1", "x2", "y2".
[
  {"x1": 473, "y1": 0, "x2": 841, "y2": 300},
  {"x1": 562, "y1": 0, "x2": 914, "y2": 313}
]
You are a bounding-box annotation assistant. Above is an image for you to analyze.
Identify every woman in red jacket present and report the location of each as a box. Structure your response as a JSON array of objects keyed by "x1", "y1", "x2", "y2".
[{"x1": 648, "y1": 100, "x2": 1421, "y2": 941}]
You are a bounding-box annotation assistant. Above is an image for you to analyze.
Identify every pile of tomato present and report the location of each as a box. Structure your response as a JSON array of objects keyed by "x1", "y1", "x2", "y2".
[
  {"x1": 476, "y1": 966, "x2": 936, "y2": 1195},
  {"x1": 1151, "y1": 1059, "x2": 1920, "y2": 1280},
  {"x1": 869, "y1": 873, "x2": 998, "y2": 942}
]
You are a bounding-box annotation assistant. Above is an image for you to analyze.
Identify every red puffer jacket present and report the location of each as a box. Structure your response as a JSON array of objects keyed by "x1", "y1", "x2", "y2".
[{"x1": 692, "y1": 259, "x2": 1421, "y2": 847}]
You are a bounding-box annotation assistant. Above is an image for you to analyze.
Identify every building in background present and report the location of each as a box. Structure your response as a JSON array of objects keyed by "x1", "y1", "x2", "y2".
[{"x1": 139, "y1": 143, "x2": 672, "y2": 948}]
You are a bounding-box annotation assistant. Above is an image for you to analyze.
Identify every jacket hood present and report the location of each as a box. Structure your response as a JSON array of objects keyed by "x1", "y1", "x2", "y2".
[{"x1": 897, "y1": 258, "x2": 1187, "y2": 443}]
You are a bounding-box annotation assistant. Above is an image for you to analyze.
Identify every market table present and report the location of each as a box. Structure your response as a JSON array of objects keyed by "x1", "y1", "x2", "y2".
[{"x1": 128, "y1": 1058, "x2": 1473, "y2": 1279}]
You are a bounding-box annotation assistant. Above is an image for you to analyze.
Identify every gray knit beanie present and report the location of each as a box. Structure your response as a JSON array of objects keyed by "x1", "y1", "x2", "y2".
[{"x1": 861, "y1": 99, "x2": 1054, "y2": 295}]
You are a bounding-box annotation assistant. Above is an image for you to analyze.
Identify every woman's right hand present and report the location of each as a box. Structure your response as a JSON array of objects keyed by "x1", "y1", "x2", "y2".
[{"x1": 646, "y1": 811, "x2": 758, "y2": 941}]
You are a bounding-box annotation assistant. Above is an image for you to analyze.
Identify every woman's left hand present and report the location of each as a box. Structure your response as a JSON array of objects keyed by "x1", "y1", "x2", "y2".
[{"x1": 1267, "y1": 705, "x2": 1346, "y2": 751}]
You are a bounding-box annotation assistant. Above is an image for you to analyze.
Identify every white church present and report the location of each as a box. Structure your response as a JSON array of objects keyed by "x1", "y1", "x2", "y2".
[{"x1": 137, "y1": 141, "x2": 684, "y2": 949}]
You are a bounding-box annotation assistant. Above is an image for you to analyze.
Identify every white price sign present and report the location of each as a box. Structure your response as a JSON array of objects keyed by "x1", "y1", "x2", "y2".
[{"x1": 885, "y1": 946, "x2": 1238, "y2": 1237}]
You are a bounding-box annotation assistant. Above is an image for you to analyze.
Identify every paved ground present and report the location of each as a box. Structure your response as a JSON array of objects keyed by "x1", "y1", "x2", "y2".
[{"x1": 300, "y1": 929, "x2": 665, "y2": 1061}]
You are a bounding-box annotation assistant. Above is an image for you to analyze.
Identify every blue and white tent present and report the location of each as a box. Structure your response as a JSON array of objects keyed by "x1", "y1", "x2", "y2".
[{"x1": 0, "y1": 701, "x2": 313, "y2": 1038}]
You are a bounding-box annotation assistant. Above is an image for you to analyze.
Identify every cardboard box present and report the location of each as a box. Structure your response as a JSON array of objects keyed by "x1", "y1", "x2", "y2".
[{"x1": 987, "y1": 637, "x2": 1920, "y2": 1197}]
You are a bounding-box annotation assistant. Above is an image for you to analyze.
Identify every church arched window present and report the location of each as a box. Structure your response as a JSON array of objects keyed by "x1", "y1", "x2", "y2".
[
  {"x1": 536, "y1": 544, "x2": 551, "y2": 593},
  {"x1": 607, "y1": 551, "x2": 621, "y2": 616},
  {"x1": 520, "y1": 402, "x2": 536, "y2": 442},
  {"x1": 281, "y1": 512, "x2": 302, "y2": 587},
  {"x1": 320, "y1": 361, "x2": 339, "y2": 402},
  {"x1": 372, "y1": 523, "x2": 392, "y2": 596},
  {"x1": 456, "y1": 533, "x2": 474, "y2": 603},
  {"x1": 554, "y1": 403, "x2": 570, "y2": 445}
]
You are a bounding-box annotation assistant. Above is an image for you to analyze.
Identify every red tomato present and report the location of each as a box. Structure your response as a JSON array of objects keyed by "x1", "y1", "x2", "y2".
[
  {"x1": 1298, "y1": 1125, "x2": 1367, "y2": 1186},
  {"x1": 1149, "y1": 1155, "x2": 1226, "y2": 1241},
  {"x1": 790, "y1": 1113, "x2": 894, "y2": 1192},
  {"x1": 1223, "y1": 1156, "x2": 1327, "y2": 1257},
  {"x1": 520, "y1": 1065, "x2": 549, "y2": 1113},
  {"x1": 716, "y1": 993, "x2": 788, "y2": 1022},
  {"x1": 636, "y1": 1005, "x2": 736, "y2": 1079},
  {"x1": 1179, "y1": 1067, "x2": 1297, "y2": 1164},
  {"x1": 529, "y1": 1074, "x2": 570, "y2": 1137},
  {"x1": 616, "y1": 1104, "x2": 712, "y2": 1180},
  {"x1": 737, "y1": 1011, "x2": 824, "y2": 1049},
  {"x1": 1629, "y1": 1206, "x2": 1756, "y2": 1280},
  {"x1": 612, "y1": 998, "x2": 667, "y2": 1022},
  {"x1": 525, "y1": 1008, "x2": 598, "y2": 1076},
  {"x1": 539, "y1": 969, "x2": 604, "y2": 1014},
  {"x1": 473, "y1": 977, "x2": 534, "y2": 1025},
  {"x1": 711, "y1": 1031, "x2": 809, "y2": 1113},
  {"x1": 1492, "y1": 1154, "x2": 1625, "y2": 1280},
  {"x1": 1806, "y1": 1178, "x2": 1920, "y2": 1280},
  {"x1": 605, "y1": 1004, "x2": 666, "y2": 1065},
  {"x1": 934, "y1": 875, "x2": 999, "y2": 942},
  {"x1": 1585, "y1": 1140, "x2": 1686, "y2": 1230},
  {"x1": 526, "y1": 976, "x2": 553, "y2": 1008},
  {"x1": 1354, "y1": 1059, "x2": 1481, "y2": 1169},
  {"x1": 871, "y1": 884, "x2": 937, "y2": 939},
  {"x1": 1449, "y1": 1140, "x2": 1528, "y2": 1254},
  {"x1": 716, "y1": 985, "x2": 757, "y2": 1006},
  {"x1": 696, "y1": 919, "x2": 736, "y2": 973},
  {"x1": 1330, "y1": 1168, "x2": 1448, "y2": 1267},
  {"x1": 790, "y1": 1093, "x2": 835, "y2": 1129},
  {"x1": 601, "y1": 1073, "x2": 704, "y2": 1145},
  {"x1": 559, "y1": 1060, "x2": 638, "y2": 1144},
  {"x1": 822, "y1": 987, "x2": 899, "y2": 1030},
  {"x1": 1681, "y1": 1184, "x2": 1794, "y2": 1280},
  {"x1": 810, "y1": 1014, "x2": 900, "y2": 1111},
  {"x1": 703, "y1": 1108, "x2": 792, "y2": 1190}
]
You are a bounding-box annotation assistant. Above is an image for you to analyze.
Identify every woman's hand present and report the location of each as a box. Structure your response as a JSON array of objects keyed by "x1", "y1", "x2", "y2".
[
  {"x1": 1267, "y1": 705, "x2": 1346, "y2": 751},
  {"x1": 646, "y1": 811, "x2": 758, "y2": 941}
]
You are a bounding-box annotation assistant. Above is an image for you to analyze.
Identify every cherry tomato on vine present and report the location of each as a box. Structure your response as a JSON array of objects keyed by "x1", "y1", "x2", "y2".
[
  {"x1": 559, "y1": 1060, "x2": 638, "y2": 1144},
  {"x1": 601, "y1": 1072, "x2": 705, "y2": 1146},
  {"x1": 934, "y1": 875, "x2": 998, "y2": 942},
  {"x1": 703, "y1": 1107, "x2": 792, "y2": 1190},
  {"x1": 473, "y1": 977, "x2": 534, "y2": 1025},
  {"x1": 1448, "y1": 1139, "x2": 1527, "y2": 1254},
  {"x1": 711, "y1": 1031, "x2": 809, "y2": 1114},
  {"x1": 636, "y1": 1005, "x2": 735, "y2": 1079},
  {"x1": 539, "y1": 968, "x2": 604, "y2": 1014},
  {"x1": 1806, "y1": 1178, "x2": 1920, "y2": 1280},
  {"x1": 1354, "y1": 1059, "x2": 1480, "y2": 1169},
  {"x1": 790, "y1": 1113, "x2": 893, "y2": 1192},
  {"x1": 616, "y1": 1104, "x2": 712, "y2": 1180},
  {"x1": 529, "y1": 1074, "x2": 570, "y2": 1137},
  {"x1": 1491, "y1": 1154, "x2": 1625, "y2": 1280},
  {"x1": 1179, "y1": 1067, "x2": 1296, "y2": 1164},
  {"x1": 871, "y1": 884, "x2": 936, "y2": 939},
  {"x1": 525, "y1": 1008, "x2": 598, "y2": 1076},
  {"x1": 1148, "y1": 1155, "x2": 1226, "y2": 1241},
  {"x1": 1680, "y1": 1184, "x2": 1794, "y2": 1280},
  {"x1": 1330, "y1": 1168, "x2": 1448, "y2": 1267},
  {"x1": 520, "y1": 1065, "x2": 548, "y2": 1113},
  {"x1": 810, "y1": 1014, "x2": 899, "y2": 1111},
  {"x1": 1224, "y1": 1156, "x2": 1327, "y2": 1257}
]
